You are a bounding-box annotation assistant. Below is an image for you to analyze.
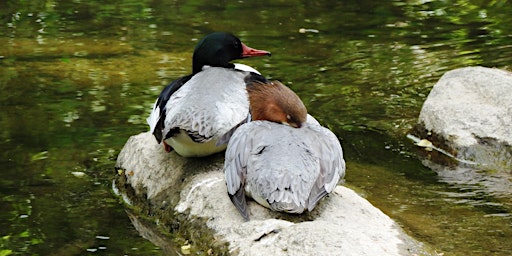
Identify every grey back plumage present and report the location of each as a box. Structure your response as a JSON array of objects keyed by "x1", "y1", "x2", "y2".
[
  {"x1": 224, "y1": 116, "x2": 345, "y2": 219},
  {"x1": 162, "y1": 67, "x2": 250, "y2": 141}
]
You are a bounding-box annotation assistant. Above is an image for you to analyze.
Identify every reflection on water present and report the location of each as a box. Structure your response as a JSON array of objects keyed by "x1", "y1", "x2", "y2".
[
  {"x1": 430, "y1": 162, "x2": 512, "y2": 203},
  {"x1": 126, "y1": 210, "x2": 179, "y2": 256},
  {"x1": 1, "y1": 0, "x2": 512, "y2": 255}
]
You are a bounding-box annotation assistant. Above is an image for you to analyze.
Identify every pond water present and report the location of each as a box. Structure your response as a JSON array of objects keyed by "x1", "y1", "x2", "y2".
[{"x1": 1, "y1": 0, "x2": 511, "y2": 255}]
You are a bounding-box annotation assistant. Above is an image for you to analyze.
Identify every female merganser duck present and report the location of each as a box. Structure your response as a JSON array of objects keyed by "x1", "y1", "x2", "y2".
[
  {"x1": 223, "y1": 78, "x2": 346, "y2": 220},
  {"x1": 147, "y1": 32, "x2": 271, "y2": 157}
]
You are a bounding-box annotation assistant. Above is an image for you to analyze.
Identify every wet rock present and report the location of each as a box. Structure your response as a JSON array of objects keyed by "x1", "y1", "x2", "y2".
[
  {"x1": 114, "y1": 132, "x2": 436, "y2": 256},
  {"x1": 414, "y1": 66, "x2": 512, "y2": 171}
]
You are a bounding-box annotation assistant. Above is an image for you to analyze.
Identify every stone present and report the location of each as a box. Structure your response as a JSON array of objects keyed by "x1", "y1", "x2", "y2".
[
  {"x1": 114, "y1": 132, "x2": 436, "y2": 255},
  {"x1": 415, "y1": 66, "x2": 512, "y2": 171}
]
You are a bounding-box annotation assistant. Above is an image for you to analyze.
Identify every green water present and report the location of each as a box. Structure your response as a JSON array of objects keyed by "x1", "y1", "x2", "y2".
[{"x1": 1, "y1": 0, "x2": 511, "y2": 255}]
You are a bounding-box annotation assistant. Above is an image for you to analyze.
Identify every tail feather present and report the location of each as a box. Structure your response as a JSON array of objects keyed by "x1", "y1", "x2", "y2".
[
  {"x1": 147, "y1": 102, "x2": 164, "y2": 143},
  {"x1": 147, "y1": 101, "x2": 159, "y2": 133},
  {"x1": 229, "y1": 188, "x2": 250, "y2": 221},
  {"x1": 269, "y1": 201, "x2": 306, "y2": 214}
]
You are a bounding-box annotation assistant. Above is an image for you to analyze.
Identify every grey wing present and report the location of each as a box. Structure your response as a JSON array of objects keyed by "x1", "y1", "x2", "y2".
[
  {"x1": 223, "y1": 123, "x2": 255, "y2": 221},
  {"x1": 306, "y1": 124, "x2": 346, "y2": 211}
]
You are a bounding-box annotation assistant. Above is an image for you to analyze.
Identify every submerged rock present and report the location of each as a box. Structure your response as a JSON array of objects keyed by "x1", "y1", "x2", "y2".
[
  {"x1": 413, "y1": 66, "x2": 512, "y2": 171},
  {"x1": 114, "y1": 132, "x2": 436, "y2": 255}
]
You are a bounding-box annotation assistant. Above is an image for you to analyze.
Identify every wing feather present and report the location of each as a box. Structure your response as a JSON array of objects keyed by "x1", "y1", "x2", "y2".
[
  {"x1": 223, "y1": 123, "x2": 256, "y2": 220},
  {"x1": 306, "y1": 123, "x2": 346, "y2": 211}
]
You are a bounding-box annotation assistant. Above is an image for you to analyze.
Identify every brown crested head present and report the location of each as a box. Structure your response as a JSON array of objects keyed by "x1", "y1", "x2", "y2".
[{"x1": 247, "y1": 80, "x2": 307, "y2": 128}]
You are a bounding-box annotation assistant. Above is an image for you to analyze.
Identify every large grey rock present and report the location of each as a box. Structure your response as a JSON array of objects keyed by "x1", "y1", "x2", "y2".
[
  {"x1": 115, "y1": 132, "x2": 436, "y2": 255},
  {"x1": 416, "y1": 66, "x2": 512, "y2": 171}
]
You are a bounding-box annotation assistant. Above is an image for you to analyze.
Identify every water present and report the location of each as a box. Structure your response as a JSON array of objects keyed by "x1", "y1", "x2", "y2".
[{"x1": 1, "y1": 0, "x2": 511, "y2": 255}]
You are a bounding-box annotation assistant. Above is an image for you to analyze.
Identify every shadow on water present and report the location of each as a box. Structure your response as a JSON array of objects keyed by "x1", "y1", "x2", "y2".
[{"x1": 1, "y1": 0, "x2": 512, "y2": 255}]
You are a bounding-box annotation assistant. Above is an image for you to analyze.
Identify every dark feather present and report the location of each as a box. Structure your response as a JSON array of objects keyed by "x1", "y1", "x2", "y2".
[
  {"x1": 187, "y1": 130, "x2": 212, "y2": 143},
  {"x1": 229, "y1": 188, "x2": 250, "y2": 221},
  {"x1": 244, "y1": 72, "x2": 269, "y2": 87}
]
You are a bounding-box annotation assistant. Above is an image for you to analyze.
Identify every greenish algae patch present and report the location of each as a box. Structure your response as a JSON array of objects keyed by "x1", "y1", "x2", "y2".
[{"x1": 0, "y1": 38, "x2": 134, "y2": 60}]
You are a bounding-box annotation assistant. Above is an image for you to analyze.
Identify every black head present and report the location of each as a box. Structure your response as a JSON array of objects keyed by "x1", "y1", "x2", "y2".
[{"x1": 192, "y1": 32, "x2": 270, "y2": 74}]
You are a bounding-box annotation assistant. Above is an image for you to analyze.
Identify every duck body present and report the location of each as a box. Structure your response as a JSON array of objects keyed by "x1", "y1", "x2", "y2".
[
  {"x1": 223, "y1": 80, "x2": 346, "y2": 220},
  {"x1": 147, "y1": 32, "x2": 270, "y2": 157},
  {"x1": 225, "y1": 117, "x2": 345, "y2": 219},
  {"x1": 151, "y1": 67, "x2": 251, "y2": 157}
]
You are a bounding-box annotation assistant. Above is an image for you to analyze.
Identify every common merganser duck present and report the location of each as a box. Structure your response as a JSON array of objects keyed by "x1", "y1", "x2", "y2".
[
  {"x1": 147, "y1": 32, "x2": 271, "y2": 157},
  {"x1": 223, "y1": 78, "x2": 346, "y2": 220}
]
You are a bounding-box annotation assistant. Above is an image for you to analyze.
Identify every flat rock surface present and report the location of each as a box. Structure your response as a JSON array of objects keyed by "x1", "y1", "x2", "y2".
[{"x1": 115, "y1": 132, "x2": 436, "y2": 256}]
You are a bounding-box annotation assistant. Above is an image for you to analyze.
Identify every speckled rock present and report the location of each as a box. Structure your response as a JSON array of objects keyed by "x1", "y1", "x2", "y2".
[{"x1": 114, "y1": 132, "x2": 436, "y2": 256}]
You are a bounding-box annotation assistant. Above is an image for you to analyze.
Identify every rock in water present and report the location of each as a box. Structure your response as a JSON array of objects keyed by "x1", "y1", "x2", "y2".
[
  {"x1": 415, "y1": 66, "x2": 512, "y2": 171},
  {"x1": 114, "y1": 132, "x2": 436, "y2": 255}
]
